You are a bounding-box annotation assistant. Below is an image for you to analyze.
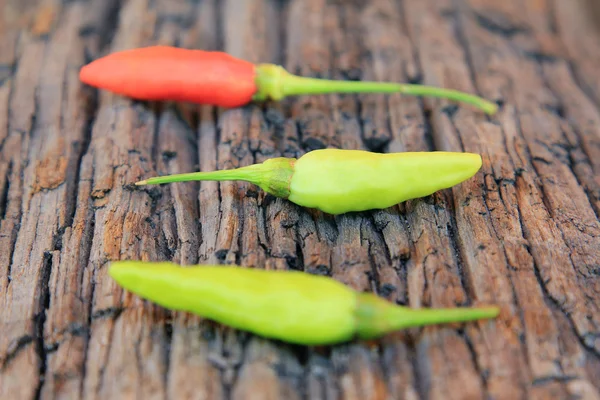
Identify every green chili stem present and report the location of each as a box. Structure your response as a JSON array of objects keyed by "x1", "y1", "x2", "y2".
[
  {"x1": 254, "y1": 64, "x2": 498, "y2": 115},
  {"x1": 355, "y1": 293, "x2": 500, "y2": 339},
  {"x1": 390, "y1": 305, "x2": 500, "y2": 328},
  {"x1": 136, "y1": 165, "x2": 263, "y2": 186},
  {"x1": 287, "y1": 77, "x2": 497, "y2": 115},
  {"x1": 136, "y1": 158, "x2": 296, "y2": 198}
]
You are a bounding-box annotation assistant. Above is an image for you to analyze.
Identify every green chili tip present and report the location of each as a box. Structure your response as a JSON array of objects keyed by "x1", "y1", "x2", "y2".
[{"x1": 253, "y1": 64, "x2": 498, "y2": 116}]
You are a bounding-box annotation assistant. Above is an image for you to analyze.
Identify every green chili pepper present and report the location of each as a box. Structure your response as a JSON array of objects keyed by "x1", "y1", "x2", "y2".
[
  {"x1": 109, "y1": 261, "x2": 500, "y2": 345},
  {"x1": 135, "y1": 149, "x2": 482, "y2": 215}
]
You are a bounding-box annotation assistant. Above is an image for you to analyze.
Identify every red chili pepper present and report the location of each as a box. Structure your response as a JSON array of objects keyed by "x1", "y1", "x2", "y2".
[
  {"x1": 80, "y1": 45, "x2": 498, "y2": 115},
  {"x1": 79, "y1": 46, "x2": 257, "y2": 108}
]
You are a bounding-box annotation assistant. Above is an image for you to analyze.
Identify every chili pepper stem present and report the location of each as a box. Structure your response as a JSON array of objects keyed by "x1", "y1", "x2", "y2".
[
  {"x1": 354, "y1": 293, "x2": 500, "y2": 339},
  {"x1": 390, "y1": 305, "x2": 501, "y2": 327},
  {"x1": 136, "y1": 157, "x2": 296, "y2": 198},
  {"x1": 254, "y1": 64, "x2": 498, "y2": 115},
  {"x1": 135, "y1": 168, "x2": 259, "y2": 186}
]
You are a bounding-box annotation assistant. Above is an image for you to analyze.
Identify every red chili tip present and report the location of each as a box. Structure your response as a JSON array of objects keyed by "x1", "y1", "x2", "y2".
[{"x1": 79, "y1": 46, "x2": 258, "y2": 108}]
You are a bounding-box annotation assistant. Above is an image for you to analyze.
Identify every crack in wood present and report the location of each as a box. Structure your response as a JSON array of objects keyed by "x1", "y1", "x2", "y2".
[
  {"x1": 1, "y1": 335, "x2": 34, "y2": 371},
  {"x1": 0, "y1": 160, "x2": 12, "y2": 222},
  {"x1": 33, "y1": 250, "x2": 53, "y2": 400}
]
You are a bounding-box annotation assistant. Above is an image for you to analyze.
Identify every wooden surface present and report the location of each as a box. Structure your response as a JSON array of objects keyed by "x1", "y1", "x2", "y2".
[{"x1": 1, "y1": 0, "x2": 600, "y2": 399}]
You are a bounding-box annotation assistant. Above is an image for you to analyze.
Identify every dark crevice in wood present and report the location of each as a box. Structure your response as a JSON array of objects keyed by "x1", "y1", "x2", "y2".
[
  {"x1": 273, "y1": 362, "x2": 305, "y2": 399},
  {"x1": 441, "y1": 104, "x2": 460, "y2": 119},
  {"x1": 583, "y1": 346, "x2": 600, "y2": 394},
  {"x1": 446, "y1": 216, "x2": 474, "y2": 306},
  {"x1": 0, "y1": 160, "x2": 12, "y2": 221},
  {"x1": 461, "y1": 329, "x2": 489, "y2": 392},
  {"x1": 234, "y1": 199, "x2": 244, "y2": 267},
  {"x1": 409, "y1": 337, "x2": 429, "y2": 400},
  {"x1": 396, "y1": 257, "x2": 410, "y2": 307},
  {"x1": 91, "y1": 306, "x2": 124, "y2": 321},
  {"x1": 0, "y1": 40, "x2": 18, "y2": 156},
  {"x1": 221, "y1": 333, "x2": 250, "y2": 395},
  {"x1": 162, "y1": 317, "x2": 173, "y2": 392},
  {"x1": 257, "y1": 202, "x2": 272, "y2": 258},
  {"x1": 212, "y1": 109, "x2": 221, "y2": 149},
  {"x1": 304, "y1": 354, "x2": 326, "y2": 400},
  {"x1": 97, "y1": 0, "x2": 123, "y2": 51},
  {"x1": 153, "y1": 118, "x2": 179, "y2": 265},
  {"x1": 377, "y1": 342, "x2": 397, "y2": 399},
  {"x1": 46, "y1": 320, "x2": 89, "y2": 347},
  {"x1": 159, "y1": 211, "x2": 177, "y2": 262},
  {"x1": 546, "y1": 0, "x2": 559, "y2": 34},
  {"x1": 273, "y1": 0, "x2": 287, "y2": 67},
  {"x1": 0, "y1": 64, "x2": 14, "y2": 85},
  {"x1": 1, "y1": 335, "x2": 34, "y2": 371},
  {"x1": 361, "y1": 130, "x2": 390, "y2": 153},
  {"x1": 531, "y1": 374, "x2": 578, "y2": 388},
  {"x1": 321, "y1": 213, "x2": 340, "y2": 245},
  {"x1": 65, "y1": 87, "x2": 96, "y2": 231},
  {"x1": 212, "y1": 117, "x2": 225, "y2": 259},
  {"x1": 133, "y1": 329, "x2": 143, "y2": 394},
  {"x1": 182, "y1": 111, "x2": 201, "y2": 262},
  {"x1": 294, "y1": 119, "x2": 307, "y2": 152},
  {"x1": 396, "y1": 211, "x2": 415, "y2": 306},
  {"x1": 150, "y1": 106, "x2": 162, "y2": 179},
  {"x1": 34, "y1": 249, "x2": 54, "y2": 400},
  {"x1": 472, "y1": 10, "x2": 529, "y2": 38},
  {"x1": 214, "y1": 0, "x2": 224, "y2": 52},
  {"x1": 523, "y1": 50, "x2": 560, "y2": 64},
  {"x1": 395, "y1": 0, "x2": 423, "y2": 86},
  {"x1": 421, "y1": 109, "x2": 437, "y2": 151},
  {"x1": 78, "y1": 215, "x2": 95, "y2": 399},
  {"x1": 362, "y1": 219, "x2": 382, "y2": 295},
  {"x1": 356, "y1": 97, "x2": 371, "y2": 152},
  {"x1": 294, "y1": 233, "x2": 305, "y2": 272},
  {"x1": 369, "y1": 213, "x2": 394, "y2": 267}
]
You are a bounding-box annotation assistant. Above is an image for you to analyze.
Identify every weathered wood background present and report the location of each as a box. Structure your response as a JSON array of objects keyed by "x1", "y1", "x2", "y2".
[{"x1": 1, "y1": 0, "x2": 600, "y2": 399}]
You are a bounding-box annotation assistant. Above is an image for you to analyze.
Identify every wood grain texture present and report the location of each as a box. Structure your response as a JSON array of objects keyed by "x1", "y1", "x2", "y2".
[{"x1": 0, "y1": 0, "x2": 599, "y2": 399}]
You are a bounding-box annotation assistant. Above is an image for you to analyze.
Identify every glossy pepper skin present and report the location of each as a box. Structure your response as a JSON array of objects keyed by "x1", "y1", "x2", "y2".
[
  {"x1": 79, "y1": 45, "x2": 498, "y2": 115},
  {"x1": 79, "y1": 46, "x2": 257, "y2": 108},
  {"x1": 135, "y1": 149, "x2": 483, "y2": 215},
  {"x1": 109, "y1": 261, "x2": 500, "y2": 346}
]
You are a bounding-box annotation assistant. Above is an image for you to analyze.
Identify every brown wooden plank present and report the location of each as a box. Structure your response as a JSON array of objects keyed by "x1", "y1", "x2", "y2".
[{"x1": 1, "y1": 0, "x2": 600, "y2": 399}]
